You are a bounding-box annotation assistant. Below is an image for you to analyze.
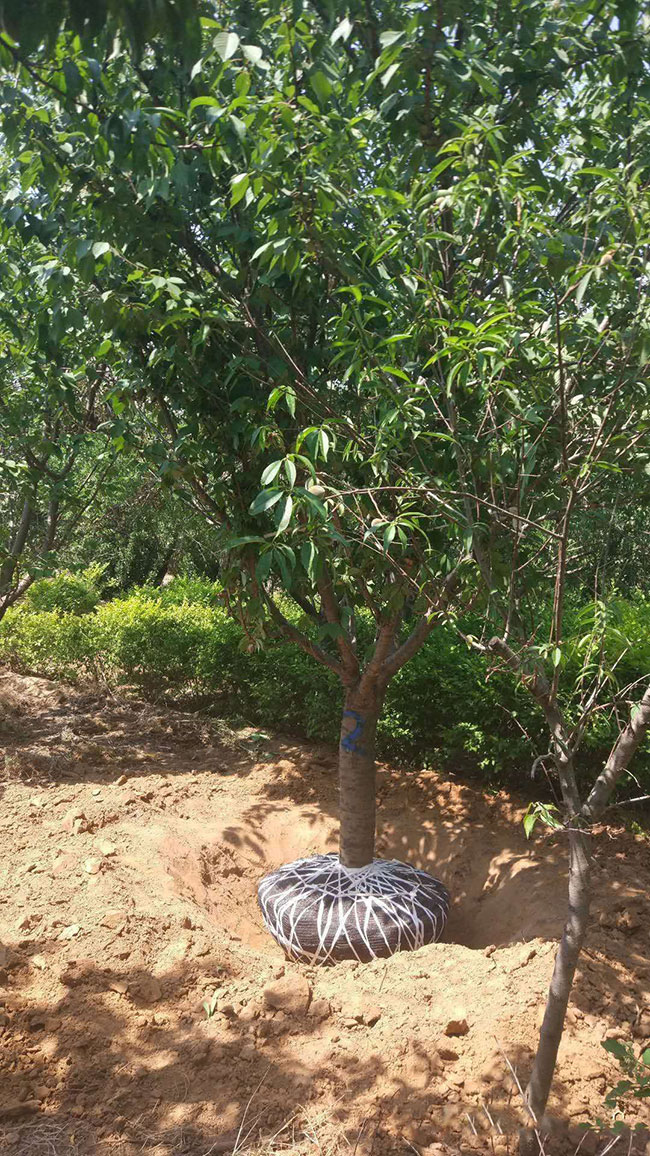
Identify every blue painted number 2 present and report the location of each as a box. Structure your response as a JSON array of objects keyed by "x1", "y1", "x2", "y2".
[{"x1": 341, "y1": 710, "x2": 365, "y2": 755}]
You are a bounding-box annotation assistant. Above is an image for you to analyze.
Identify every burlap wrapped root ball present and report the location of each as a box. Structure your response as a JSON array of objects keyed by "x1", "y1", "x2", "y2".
[{"x1": 257, "y1": 853, "x2": 449, "y2": 964}]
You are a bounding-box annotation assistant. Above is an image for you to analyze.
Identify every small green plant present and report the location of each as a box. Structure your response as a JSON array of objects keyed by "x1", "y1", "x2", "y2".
[
  {"x1": 587, "y1": 1039, "x2": 650, "y2": 1132},
  {"x1": 202, "y1": 991, "x2": 219, "y2": 1020},
  {"x1": 523, "y1": 801, "x2": 563, "y2": 839}
]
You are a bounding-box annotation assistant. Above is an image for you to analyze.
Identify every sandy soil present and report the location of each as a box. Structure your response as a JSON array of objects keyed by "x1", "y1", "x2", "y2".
[{"x1": 0, "y1": 669, "x2": 649, "y2": 1156}]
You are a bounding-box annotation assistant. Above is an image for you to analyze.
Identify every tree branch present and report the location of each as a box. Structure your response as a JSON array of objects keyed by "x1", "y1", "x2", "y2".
[
  {"x1": 582, "y1": 682, "x2": 650, "y2": 821},
  {"x1": 380, "y1": 568, "x2": 461, "y2": 680},
  {"x1": 264, "y1": 594, "x2": 347, "y2": 681},
  {"x1": 488, "y1": 635, "x2": 581, "y2": 813},
  {"x1": 0, "y1": 497, "x2": 33, "y2": 595},
  {"x1": 317, "y1": 567, "x2": 359, "y2": 679}
]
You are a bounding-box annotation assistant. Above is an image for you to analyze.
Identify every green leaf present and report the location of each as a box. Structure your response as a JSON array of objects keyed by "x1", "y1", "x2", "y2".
[
  {"x1": 310, "y1": 70, "x2": 332, "y2": 103},
  {"x1": 229, "y1": 114, "x2": 246, "y2": 140},
  {"x1": 284, "y1": 458, "x2": 296, "y2": 488},
  {"x1": 275, "y1": 494, "x2": 293, "y2": 535},
  {"x1": 189, "y1": 96, "x2": 220, "y2": 113},
  {"x1": 235, "y1": 71, "x2": 250, "y2": 98},
  {"x1": 523, "y1": 810, "x2": 536, "y2": 839},
  {"x1": 256, "y1": 549, "x2": 274, "y2": 581},
  {"x1": 230, "y1": 173, "x2": 249, "y2": 206},
  {"x1": 214, "y1": 31, "x2": 239, "y2": 61},
  {"x1": 379, "y1": 30, "x2": 404, "y2": 47},
  {"x1": 331, "y1": 16, "x2": 353, "y2": 44},
  {"x1": 301, "y1": 541, "x2": 317, "y2": 579},
  {"x1": 242, "y1": 44, "x2": 264, "y2": 66},
  {"x1": 380, "y1": 62, "x2": 400, "y2": 88},
  {"x1": 302, "y1": 491, "x2": 328, "y2": 519},
  {"x1": 92, "y1": 241, "x2": 111, "y2": 258},
  {"x1": 261, "y1": 460, "x2": 282, "y2": 485},
  {"x1": 225, "y1": 535, "x2": 267, "y2": 547},
  {"x1": 602, "y1": 1039, "x2": 628, "y2": 1060},
  {"x1": 294, "y1": 454, "x2": 315, "y2": 480},
  {"x1": 575, "y1": 270, "x2": 593, "y2": 306},
  {"x1": 249, "y1": 489, "x2": 282, "y2": 515},
  {"x1": 383, "y1": 523, "x2": 396, "y2": 550},
  {"x1": 251, "y1": 240, "x2": 274, "y2": 262}
]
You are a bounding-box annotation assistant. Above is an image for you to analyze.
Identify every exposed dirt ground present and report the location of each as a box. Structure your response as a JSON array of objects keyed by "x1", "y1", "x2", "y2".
[{"x1": 1, "y1": 669, "x2": 649, "y2": 1156}]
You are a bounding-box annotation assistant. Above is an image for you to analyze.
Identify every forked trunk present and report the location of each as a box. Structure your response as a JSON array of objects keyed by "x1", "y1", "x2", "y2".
[
  {"x1": 338, "y1": 687, "x2": 383, "y2": 869},
  {"x1": 521, "y1": 828, "x2": 592, "y2": 1148}
]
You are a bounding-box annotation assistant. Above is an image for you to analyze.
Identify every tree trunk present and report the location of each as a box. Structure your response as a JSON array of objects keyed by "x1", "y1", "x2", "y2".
[
  {"x1": 338, "y1": 687, "x2": 383, "y2": 869},
  {"x1": 524, "y1": 828, "x2": 592, "y2": 1134},
  {"x1": 0, "y1": 574, "x2": 35, "y2": 624}
]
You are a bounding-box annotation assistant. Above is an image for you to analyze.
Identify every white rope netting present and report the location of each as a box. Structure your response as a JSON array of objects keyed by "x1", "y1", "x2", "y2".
[{"x1": 257, "y1": 853, "x2": 449, "y2": 964}]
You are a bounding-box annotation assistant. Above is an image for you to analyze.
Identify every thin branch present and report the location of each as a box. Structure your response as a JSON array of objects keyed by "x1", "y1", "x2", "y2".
[
  {"x1": 316, "y1": 566, "x2": 359, "y2": 678},
  {"x1": 582, "y1": 681, "x2": 650, "y2": 821},
  {"x1": 488, "y1": 635, "x2": 581, "y2": 813},
  {"x1": 263, "y1": 593, "x2": 346, "y2": 682},
  {"x1": 380, "y1": 567, "x2": 461, "y2": 680}
]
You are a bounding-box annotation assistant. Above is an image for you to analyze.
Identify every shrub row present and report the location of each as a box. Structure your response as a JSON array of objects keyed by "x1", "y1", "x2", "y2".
[{"x1": 2, "y1": 579, "x2": 650, "y2": 787}]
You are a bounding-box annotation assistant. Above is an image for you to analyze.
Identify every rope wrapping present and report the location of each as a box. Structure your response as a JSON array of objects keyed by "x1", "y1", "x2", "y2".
[{"x1": 258, "y1": 853, "x2": 449, "y2": 964}]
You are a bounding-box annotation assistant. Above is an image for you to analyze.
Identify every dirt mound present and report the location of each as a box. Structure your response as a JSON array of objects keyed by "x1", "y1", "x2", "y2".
[{"x1": 1, "y1": 670, "x2": 649, "y2": 1155}]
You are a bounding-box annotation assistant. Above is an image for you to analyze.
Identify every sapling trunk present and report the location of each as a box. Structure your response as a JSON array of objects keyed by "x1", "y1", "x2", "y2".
[
  {"x1": 525, "y1": 829, "x2": 592, "y2": 1126},
  {"x1": 338, "y1": 688, "x2": 383, "y2": 869}
]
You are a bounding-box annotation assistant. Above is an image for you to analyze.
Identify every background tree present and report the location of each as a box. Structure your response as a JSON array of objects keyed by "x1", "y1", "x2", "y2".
[
  {"x1": 0, "y1": 0, "x2": 492, "y2": 872},
  {"x1": 573, "y1": 477, "x2": 650, "y2": 597},
  {"x1": 61, "y1": 461, "x2": 225, "y2": 592},
  {"x1": 0, "y1": 233, "x2": 117, "y2": 620},
  {"x1": 0, "y1": 0, "x2": 201, "y2": 59}
]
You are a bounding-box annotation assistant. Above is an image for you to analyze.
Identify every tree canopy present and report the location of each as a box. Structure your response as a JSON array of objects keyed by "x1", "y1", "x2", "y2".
[{"x1": 1, "y1": 1, "x2": 648, "y2": 682}]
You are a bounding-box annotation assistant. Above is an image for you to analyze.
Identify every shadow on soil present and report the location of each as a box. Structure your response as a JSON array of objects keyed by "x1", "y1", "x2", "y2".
[{"x1": 0, "y1": 944, "x2": 609, "y2": 1156}]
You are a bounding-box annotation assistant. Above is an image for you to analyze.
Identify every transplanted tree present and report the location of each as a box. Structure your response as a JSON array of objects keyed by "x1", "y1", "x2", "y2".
[{"x1": 2, "y1": 0, "x2": 650, "y2": 1130}]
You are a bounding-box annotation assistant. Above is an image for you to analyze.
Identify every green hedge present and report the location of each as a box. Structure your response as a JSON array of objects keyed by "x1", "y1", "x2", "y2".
[
  {"x1": 25, "y1": 568, "x2": 103, "y2": 615},
  {"x1": 2, "y1": 579, "x2": 650, "y2": 786}
]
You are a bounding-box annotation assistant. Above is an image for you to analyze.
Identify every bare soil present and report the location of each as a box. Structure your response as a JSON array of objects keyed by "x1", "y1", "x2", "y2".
[{"x1": 0, "y1": 670, "x2": 649, "y2": 1156}]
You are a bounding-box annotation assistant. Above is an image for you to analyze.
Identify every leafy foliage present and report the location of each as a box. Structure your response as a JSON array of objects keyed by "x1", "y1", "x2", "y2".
[
  {"x1": 0, "y1": 0, "x2": 201, "y2": 59},
  {"x1": 60, "y1": 460, "x2": 223, "y2": 592},
  {"x1": 522, "y1": 801, "x2": 562, "y2": 840},
  {"x1": 587, "y1": 1039, "x2": 650, "y2": 1131},
  {"x1": 0, "y1": 218, "x2": 118, "y2": 619},
  {"x1": 25, "y1": 567, "x2": 103, "y2": 615}
]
